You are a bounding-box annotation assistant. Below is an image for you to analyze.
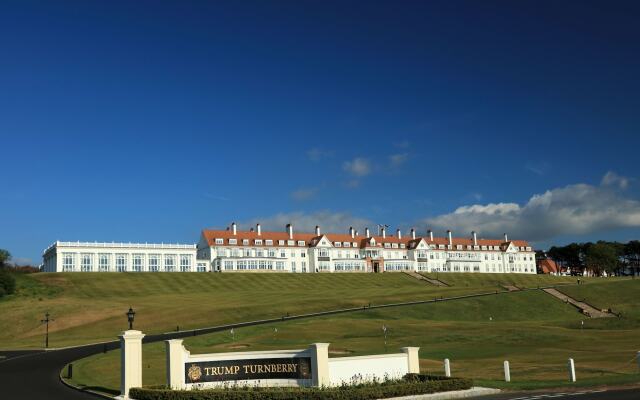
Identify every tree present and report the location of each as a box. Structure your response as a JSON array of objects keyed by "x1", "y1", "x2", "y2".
[
  {"x1": 0, "y1": 249, "x2": 10, "y2": 269},
  {"x1": 0, "y1": 270, "x2": 16, "y2": 297},
  {"x1": 585, "y1": 242, "x2": 618, "y2": 275},
  {"x1": 624, "y1": 240, "x2": 640, "y2": 276}
]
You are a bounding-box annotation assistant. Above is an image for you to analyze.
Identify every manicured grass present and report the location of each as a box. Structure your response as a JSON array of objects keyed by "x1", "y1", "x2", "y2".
[
  {"x1": 421, "y1": 272, "x2": 594, "y2": 289},
  {"x1": 0, "y1": 273, "x2": 624, "y2": 349},
  {"x1": 66, "y1": 284, "x2": 640, "y2": 394},
  {"x1": 0, "y1": 272, "x2": 490, "y2": 349}
]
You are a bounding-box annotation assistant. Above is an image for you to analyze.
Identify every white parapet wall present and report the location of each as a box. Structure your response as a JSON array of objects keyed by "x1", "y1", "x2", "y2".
[
  {"x1": 163, "y1": 339, "x2": 419, "y2": 389},
  {"x1": 328, "y1": 353, "x2": 409, "y2": 386}
]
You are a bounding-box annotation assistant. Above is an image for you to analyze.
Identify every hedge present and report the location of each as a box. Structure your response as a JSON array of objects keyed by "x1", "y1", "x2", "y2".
[{"x1": 129, "y1": 375, "x2": 473, "y2": 400}]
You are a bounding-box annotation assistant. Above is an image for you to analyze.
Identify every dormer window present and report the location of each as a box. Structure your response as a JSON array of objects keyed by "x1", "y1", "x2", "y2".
[
  {"x1": 278, "y1": 240, "x2": 285, "y2": 245},
  {"x1": 287, "y1": 240, "x2": 295, "y2": 246},
  {"x1": 229, "y1": 239, "x2": 237, "y2": 245},
  {"x1": 335, "y1": 242, "x2": 342, "y2": 247},
  {"x1": 265, "y1": 240, "x2": 273, "y2": 246},
  {"x1": 343, "y1": 242, "x2": 350, "y2": 247},
  {"x1": 400, "y1": 244, "x2": 405, "y2": 249},
  {"x1": 297, "y1": 240, "x2": 305, "y2": 246},
  {"x1": 255, "y1": 239, "x2": 263, "y2": 245},
  {"x1": 242, "y1": 239, "x2": 249, "y2": 245},
  {"x1": 384, "y1": 243, "x2": 391, "y2": 248},
  {"x1": 215, "y1": 238, "x2": 223, "y2": 245},
  {"x1": 392, "y1": 243, "x2": 398, "y2": 248}
]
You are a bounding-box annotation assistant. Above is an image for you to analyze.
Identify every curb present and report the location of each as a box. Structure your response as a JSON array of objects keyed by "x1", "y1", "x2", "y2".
[
  {"x1": 59, "y1": 365, "x2": 115, "y2": 399},
  {"x1": 384, "y1": 387, "x2": 501, "y2": 400}
]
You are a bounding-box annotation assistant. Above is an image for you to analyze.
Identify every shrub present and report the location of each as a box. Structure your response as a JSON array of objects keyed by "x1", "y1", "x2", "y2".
[
  {"x1": 129, "y1": 376, "x2": 473, "y2": 400},
  {"x1": 0, "y1": 270, "x2": 16, "y2": 297}
]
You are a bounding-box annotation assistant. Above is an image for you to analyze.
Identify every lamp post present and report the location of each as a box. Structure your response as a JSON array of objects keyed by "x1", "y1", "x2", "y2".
[
  {"x1": 41, "y1": 312, "x2": 54, "y2": 348},
  {"x1": 126, "y1": 307, "x2": 136, "y2": 330}
]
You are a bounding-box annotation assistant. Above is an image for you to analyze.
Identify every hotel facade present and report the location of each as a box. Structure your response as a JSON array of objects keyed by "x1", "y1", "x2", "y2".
[{"x1": 42, "y1": 223, "x2": 536, "y2": 274}]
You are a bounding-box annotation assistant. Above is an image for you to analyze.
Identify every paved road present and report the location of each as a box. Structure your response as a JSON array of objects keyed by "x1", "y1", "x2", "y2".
[
  {"x1": 0, "y1": 285, "x2": 629, "y2": 399},
  {"x1": 475, "y1": 387, "x2": 640, "y2": 400}
]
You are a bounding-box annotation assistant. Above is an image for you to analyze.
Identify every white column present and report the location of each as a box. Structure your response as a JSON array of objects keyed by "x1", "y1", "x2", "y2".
[
  {"x1": 166, "y1": 339, "x2": 186, "y2": 389},
  {"x1": 568, "y1": 358, "x2": 576, "y2": 382},
  {"x1": 309, "y1": 343, "x2": 330, "y2": 387},
  {"x1": 401, "y1": 347, "x2": 420, "y2": 374},
  {"x1": 444, "y1": 358, "x2": 451, "y2": 377},
  {"x1": 503, "y1": 361, "x2": 510, "y2": 382},
  {"x1": 119, "y1": 330, "x2": 145, "y2": 399}
]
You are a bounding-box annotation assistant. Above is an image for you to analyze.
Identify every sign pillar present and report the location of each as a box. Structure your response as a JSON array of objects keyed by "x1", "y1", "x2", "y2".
[
  {"x1": 119, "y1": 330, "x2": 145, "y2": 399},
  {"x1": 444, "y1": 358, "x2": 451, "y2": 377},
  {"x1": 166, "y1": 339, "x2": 186, "y2": 390},
  {"x1": 568, "y1": 358, "x2": 576, "y2": 382},
  {"x1": 309, "y1": 343, "x2": 330, "y2": 387},
  {"x1": 401, "y1": 347, "x2": 420, "y2": 374},
  {"x1": 503, "y1": 361, "x2": 510, "y2": 382}
]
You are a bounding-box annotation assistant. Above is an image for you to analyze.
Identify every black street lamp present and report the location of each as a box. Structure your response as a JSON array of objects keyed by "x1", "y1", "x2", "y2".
[
  {"x1": 41, "y1": 312, "x2": 54, "y2": 348},
  {"x1": 126, "y1": 307, "x2": 136, "y2": 330}
]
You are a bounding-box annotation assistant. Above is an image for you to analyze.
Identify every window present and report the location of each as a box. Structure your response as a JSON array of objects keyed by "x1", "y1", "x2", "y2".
[
  {"x1": 98, "y1": 254, "x2": 109, "y2": 271},
  {"x1": 80, "y1": 253, "x2": 93, "y2": 272},
  {"x1": 291, "y1": 261, "x2": 296, "y2": 272},
  {"x1": 276, "y1": 261, "x2": 285, "y2": 270},
  {"x1": 197, "y1": 262, "x2": 207, "y2": 272},
  {"x1": 344, "y1": 242, "x2": 350, "y2": 247},
  {"x1": 265, "y1": 240, "x2": 273, "y2": 246},
  {"x1": 62, "y1": 253, "x2": 75, "y2": 271},
  {"x1": 297, "y1": 240, "x2": 305, "y2": 246},
  {"x1": 287, "y1": 240, "x2": 295, "y2": 246},
  {"x1": 229, "y1": 239, "x2": 237, "y2": 245},
  {"x1": 149, "y1": 254, "x2": 160, "y2": 272},
  {"x1": 335, "y1": 242, "x2": 342, "y2": 247},
  {"x1": 215, "y1": 238, "x2": 223, "y2": 244},
  {"x1": 132, "y1": 254, "x2": 144, "y2": 272},
  {"x1": 217, "y1": 248, "x2": 227, "y2": 257},
  {"x1": 237, "y1": 260, "x2": 247, "y2": 270},
  {"x1": 180, "y1": 255, "x2": 192, "y2": 272},
  {"x1": 319, "y1": 249, "x2": 329, "y2": 257},
  {"x1": 255, "y1": 239, "x2": 263, "y2": 245},
  {"x1": 256, "y1": 249, "x2": 264, "y2": 257},
  {"x1": 165, "y1": 255, "x2": 176, "y2": 272},
  {"x1": 224, "y1": 260, "x2": 234, "y2": 270},
  {"x1": 279, "y1": 240, "x2": 285, "y2": 245},
  {"x1": 116, "y1": 254, "x2": 127, "y2": 272},
  {"x1": 242, "y1": 239, "x2": 249, "y2": 245},
  {"x1": 301, "y1": 252, "x2": 306, "y2": 258},
  {"x1": 280, "y1": 249, "x2": 286, "y2": 258},
  {"x1": 268, "y1": 249, "x2": 275, "y2": 257}
]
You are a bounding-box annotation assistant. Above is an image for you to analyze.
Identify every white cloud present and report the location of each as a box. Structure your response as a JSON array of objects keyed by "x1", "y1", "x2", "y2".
[
  {"x1": 307, "y1": 148, "x2": 333, "y2": 162},
  {"x1": 389, "y1": 153, "x2": 408, "y2": 167},
  {"x1": 423, "y1": 174, "x2": 640, "y2": 242},
  {"x1": 601, "y1": 171, "x2": 629, "y2": 189},
  {"x1": 290, "y1": 187, "x2": 317, "y2": 201},
  {"x1": 525, "y1": 161, "x2": 551, "y2": 176},
  {"x1": 343, "y1": 157, "x2": 371, "y2": 177},
  {"x1": 242, "y1": 211, "x2": 373, "y2": 234}
]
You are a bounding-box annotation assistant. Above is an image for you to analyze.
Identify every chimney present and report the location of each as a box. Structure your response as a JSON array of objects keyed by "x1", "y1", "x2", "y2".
[
  {"x1": 350, "y1": 227, "x2": 355, "y2": 239},
  {"x1": 256, "y1": 224, "x2": 261, "y2": 235},
  {"x1": 287, "y1": 224, "x2": 293, "y2": 239},
  {"x1": 428, "y1": 229, "x2": 433, "y2": 241},
  {"x1": 381, "y1": 227, "x2": 386, "y2": 238},
  {"x1": 231, "y1": 222, "x2": 237, "y2": 235},
  {"x1": 396, "y1": 229, "x2": 402, "y2": 239},
  {"x1": 447, "y1": 230, "x2": 452, "y2": 246},
  {"x1": 365, "y1": 227, "x2": 370, "y2": 237},
  {"x1": 315, "y1": 225, "x2": 320, "y2": 236},
  {"x1": 411, "y1": 228, "x2": 416, "y2": 240},
  {"x1": 472, "y1": 231, "x2": 477, "y2": 246},
  {"x1": 504, "y1": 233, "x2": 508, "y2": 242},
  {"x1": 355, "y1": 230, "x2": 359, "y2": 237}
]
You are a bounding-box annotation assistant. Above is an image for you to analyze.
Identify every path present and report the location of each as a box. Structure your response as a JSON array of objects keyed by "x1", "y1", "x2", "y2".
[
  {"x1": 542, "y1": 288, "x2": 615, "y2": 318},
  {"x1": 404, "y1": 271, "x2": 450, "y2": 286}
]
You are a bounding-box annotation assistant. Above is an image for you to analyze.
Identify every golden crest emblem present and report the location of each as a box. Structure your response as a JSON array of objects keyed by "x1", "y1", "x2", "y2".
[{"x1": 188, "y1": 364, "x2": 202, "y2": 382}]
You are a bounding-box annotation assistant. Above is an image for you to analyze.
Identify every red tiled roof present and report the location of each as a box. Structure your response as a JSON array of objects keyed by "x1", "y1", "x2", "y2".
[
  {"x1": 202, "y1": 229, "x2": 531, "y2": 250},
  {"x1": 538, "y1": 259, "x2": 559, "y2": 274}
]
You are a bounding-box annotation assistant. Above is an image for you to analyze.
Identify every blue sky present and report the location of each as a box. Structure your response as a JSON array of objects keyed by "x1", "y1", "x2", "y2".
[{"x1": 1, "y1": 1, "x2": 639, "y2": 264}]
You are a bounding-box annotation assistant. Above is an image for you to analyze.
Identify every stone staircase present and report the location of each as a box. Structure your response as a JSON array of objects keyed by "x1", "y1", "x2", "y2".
[
  {"x1": 542, "y1": 288, "x2": 615, "y2": 318},
  {"x1": 403, "y1": 271, "x2": 449, "y2": 286}
]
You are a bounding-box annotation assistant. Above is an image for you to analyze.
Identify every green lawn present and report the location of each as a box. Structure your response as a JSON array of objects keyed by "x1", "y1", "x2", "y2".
[
  {"x1": 0, "y1": 273, "x2": 616, "y2": 349},
  {"x1": 65, "y1": 283, "x2": 640, "y2": 394}
]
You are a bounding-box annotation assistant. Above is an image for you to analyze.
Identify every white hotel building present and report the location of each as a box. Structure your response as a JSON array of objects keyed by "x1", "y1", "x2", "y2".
[
  {"x1": 196, "y1": 223, "x2": 536, "y2": 274},
  {"x1": 42, "y1": 242, "x2": 200, "y2": 273},
  {"x1": 42, "y1": 223, "x2": 536, "y2": 274}
]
